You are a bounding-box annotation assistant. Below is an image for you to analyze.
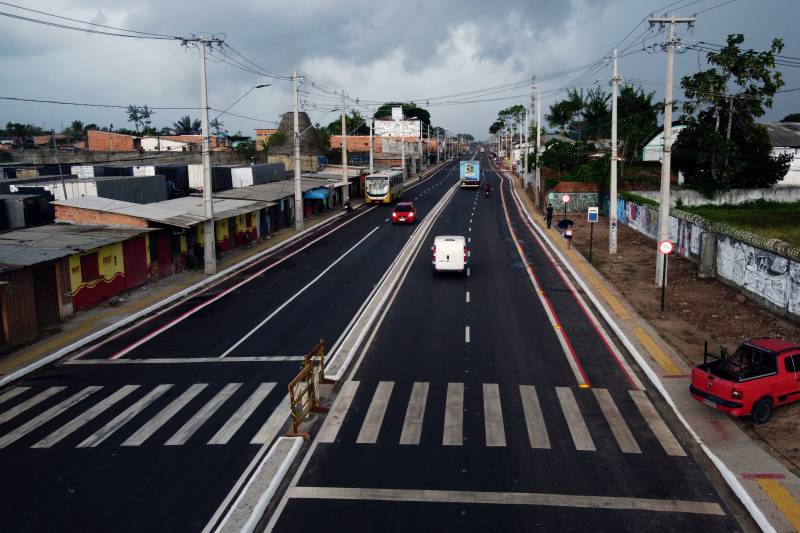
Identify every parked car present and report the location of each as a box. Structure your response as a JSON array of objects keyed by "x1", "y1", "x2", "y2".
[
  {"x1": 391, "y1": 202, "x2": 416, "y2": 224},
  {"x1": 432, "y1": 235, "x2": 468, "y2": 276},
  {"x1": 690, "y1": 338, "x2": 800, "y2": 423}
]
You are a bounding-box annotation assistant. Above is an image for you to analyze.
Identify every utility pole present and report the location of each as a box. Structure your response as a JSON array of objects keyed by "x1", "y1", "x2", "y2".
[
  {"x1": 186, "y1": 36, "x2": 224, "y2": 276},
  {"x1": 523, "y1": 106, "x2": 529, "y2": 187},
  {"x1": 535, "y1": 89, "x2": 542, "y2": 207},
  {"x1": 368, "y1": 107, "x2": 374, "y2": 175},
  {"x1": 609, "y1": 48, "x2": 620, "y2": 255},
  {"x1": 50, "y1": 129, "x2": 67, "y2": 199},
  {"x1": 340, "y1": 89, "x2": 349, "y2": 205},
  {"x1": 649, "y1": 15, "x2": 695, "y2": 286},
  {"x1": 293, "y1": 71, "x2": 303, "y2": 232},
  {"x1": 400, "y1": 118, "x2": 406, "y2": 181}
]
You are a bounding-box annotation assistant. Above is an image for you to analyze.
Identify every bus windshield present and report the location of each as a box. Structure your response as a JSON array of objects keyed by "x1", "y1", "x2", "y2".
[{"x1": 366, "y1": 178, "x2": 388, "y2": 195}]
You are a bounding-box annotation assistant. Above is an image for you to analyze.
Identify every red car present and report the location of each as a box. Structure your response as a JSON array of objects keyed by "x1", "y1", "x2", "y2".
[
  {"x1": 690, "y1": 338, "x2": 800, "y2": 423},
  {"x1": 391, "y1": 202, "x2": 417, "y2": 224}
]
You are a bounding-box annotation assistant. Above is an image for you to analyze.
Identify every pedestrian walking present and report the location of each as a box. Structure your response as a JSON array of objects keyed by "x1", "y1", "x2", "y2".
[
  {"x1": 544, "y1": 203, "x2": 554, "y2": 229},
  {"x1": 565, "y1": 223, "x2": 574, "y2": 250}
]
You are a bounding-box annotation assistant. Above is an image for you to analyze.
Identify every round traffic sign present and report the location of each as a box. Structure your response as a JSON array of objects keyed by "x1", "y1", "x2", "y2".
[
  {"x1": 659, "y1": 240, "x2": 674, "y2": 255},
  {"x1": 562, "y1": 194, "x2": 571, "y2": 203}
]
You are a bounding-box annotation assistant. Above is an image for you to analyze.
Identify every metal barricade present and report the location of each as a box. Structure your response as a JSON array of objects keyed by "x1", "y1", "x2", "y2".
[{"x1": 287, "y1": 339, "x2": 332, "y2": 439}]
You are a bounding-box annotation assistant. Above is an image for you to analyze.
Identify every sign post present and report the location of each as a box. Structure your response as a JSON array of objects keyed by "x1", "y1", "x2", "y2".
[
  {"x1": 561, "y1": 194, "x2": 571, "y2": 221},
  {"x1": 658, "y1": 240, "x2": 674, "y2": 312},
  {"x1": 587, "y1": 207, "x2": 598, "y2": 263}
]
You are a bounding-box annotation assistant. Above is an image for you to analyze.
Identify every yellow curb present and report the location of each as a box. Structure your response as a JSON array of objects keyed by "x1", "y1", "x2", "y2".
[
  {"x1": 757, "y1": 479, "x2": 800, "y2": 531},
  {"x1": 633, "y1": 327, "x2": 685, "y2": 377}
]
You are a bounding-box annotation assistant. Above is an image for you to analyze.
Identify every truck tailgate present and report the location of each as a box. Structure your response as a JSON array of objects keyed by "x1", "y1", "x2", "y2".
[{"x1": 690, "y1": 366, "x2": 738, "y2": 408}]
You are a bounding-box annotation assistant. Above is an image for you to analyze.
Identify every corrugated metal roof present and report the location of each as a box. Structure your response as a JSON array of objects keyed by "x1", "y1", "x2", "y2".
[
  {"x1": 52, "y1": 195, "x2": 269, "y2": 228},
  {"x1": 0, "y1": 224, "x2": 153, "y2": 270},
  {"x1": 763, "y1": 122, "x2": 800, "y2": 148},
  {"x1": 203, "y1": 178, "x2": 342, "y2": 203}
]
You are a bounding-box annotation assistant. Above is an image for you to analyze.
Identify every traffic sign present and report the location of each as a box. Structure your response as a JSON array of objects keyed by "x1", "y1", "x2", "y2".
[
  {"x1": 562, "y1": 194, "x2": 571, "y2": 203},
  {"x1": 587, "y1": 207, "x2": 599, "y2": 223},
  {"x1": 659, "y1": 240, "x2": 674, "y2": 255}
]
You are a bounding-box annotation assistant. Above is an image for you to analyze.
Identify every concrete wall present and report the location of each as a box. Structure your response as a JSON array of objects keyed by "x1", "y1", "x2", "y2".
[
  {"x1": 614, "y1": 195, "x2": 800, "y2": 320},
  {"x1": 632, "y1": 186, "x2": 800, "y2": 207},
  {"x1": 4, "y1": 150, "x2": 249, "y2": 166},
  {"x1": 546, "y1": 192, "x2": 599, "y2": 214}
]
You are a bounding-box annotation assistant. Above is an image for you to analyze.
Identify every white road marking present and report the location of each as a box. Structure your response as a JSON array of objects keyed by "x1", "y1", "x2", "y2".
[
  {"x1": 385, "y1": 218, "x2": 390, "y2": 222},
  {"x1": 465, "y1": 291, "x2": 470, "y2": 303},
  {"x1": 466, "y1": 267, "x2": 471, "y2": 277},
  {"x1": 442, "y1": 383, "x2": 463, "y2": 446},
  {"x1": 67, "y1": 356, "x2": 305, "y2": 365},
  {"x1": 33, "y1": 385, "x2": 139, "y2": 448},
  {"x1": 483, "y1": 384, "x2": 506, "y2": 447},
  {"x1": 0, "y1": 386, "x2": 65, "y2": 425},
  {"x1": 317, "y1": 381, "x2": 359, "y2": 443},
  {"x1": 0, "y1": 387, "x2": 29, "y2": 407},
  {"x1": 0, "y1": 386, "x2": 101, "y2": 448},
  {"x1": 78, "y1": 385, "x2": 173, "y2": 447},
  {"x1": 166, "y1": 383, "x2": 241, "y2": 445},
  {"x1": 629, "y1": 390, "x2": 686, "y2": 456},
  {"x1": 219, "y1": 226, "x2": 381, "y2": 357},
  {"x1": 556, "y1": 387, "x2": 595, "y2": 451},
  {"x1": 468, "y1": 237, "x2": 471, "y2": 243},
  {"x1": 208, "y1": 383, "x2": 276, "y2": 445},
  {"x1": 594, "y1": 388, "x2": 641, "y2": 454},
  {"x1": 399, "y1": 382, "x2": 429, "y2": 445},
  {"x1": 286, "y1": 486, "x2": 725, "y2": 516},
  {"x1": 250, "y1": 394, "x2": 290, "y2": 444},
  {"x1": 357, "y1": 381, "x2": 394, "y2": 444},
  {"x1": 465, "y1": 326, "x2": 470, "y2": 343},
  {"x1": 122, "y1": 383, "x2": 207, "y2": 446},
  {"x1": 519, "y1": 385, "x2": 551, "y2": 449}
]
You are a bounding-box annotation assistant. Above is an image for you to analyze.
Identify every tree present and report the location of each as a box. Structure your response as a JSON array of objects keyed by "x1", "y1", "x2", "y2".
[
  {"x1": 489, "y1": 121, "x2": 503, "y2": 135},
  {"x1": 210, "y1": 118, "x2": 225, "y2": 138},
  {"x1": 673, "y1": 33, "x2": 790, "y2": 196},
  {"x1": 127, "y1": 105, "x2": 143, "y2": 133},
  {"x1": 373, "y1": 102, "x2": 431, "y2": 129},
  {"x1": 327, "y1": 110, "x2": 370, "y2": 135},
  {"x1": 256, "y1": 131, "x2": 287, "y2": 162},
  {"x1": 616, "y1": 86, "x2": 660, "y2": 163},
  {"x1": 173, "y1": 115, "x2": 201, "y2": 134},
  {"x1": 781, "y1": 113, "x2": 800, "y2": 122},
  {"x1": 6, "y1": 122, "x2": 43, "y2": 139},
  {"x1": 234, "y1": 140, "x2": 256, "y2": 161},
  {"x1": 546, "y1": 89, "x2": 583, "y2": 135},
  {"x1": 581, "y1": 89, "x2": 611, "y2": 141}
]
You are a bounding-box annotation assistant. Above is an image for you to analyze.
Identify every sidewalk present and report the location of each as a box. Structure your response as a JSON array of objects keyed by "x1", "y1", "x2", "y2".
[
  {"x1": 0, "y1": 200, "x2": 361, "y2": 380},
  {"x1": 507, "y1": 173, "x2": 800, "y2": 533}
]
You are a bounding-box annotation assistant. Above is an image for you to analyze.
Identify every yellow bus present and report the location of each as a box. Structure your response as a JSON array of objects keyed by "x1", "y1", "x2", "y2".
[{"x1": 364, "y1": 170, "x2": 404, "y2": 204}]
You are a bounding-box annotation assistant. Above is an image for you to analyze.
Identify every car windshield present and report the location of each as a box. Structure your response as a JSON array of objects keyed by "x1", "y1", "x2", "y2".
[{"x1": 394, "y1": 204, "x2": 412, "y2": 212}]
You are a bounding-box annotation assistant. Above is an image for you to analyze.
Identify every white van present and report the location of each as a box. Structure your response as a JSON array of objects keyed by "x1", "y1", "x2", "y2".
[{"x1": 432, "y1": 235, "x2": 468, "y2": 275}]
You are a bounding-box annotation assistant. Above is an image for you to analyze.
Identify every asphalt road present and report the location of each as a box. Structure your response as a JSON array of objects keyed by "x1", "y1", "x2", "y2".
[
  {"x1": 0, "y1": 159, "x2": 462, "y2": 533},
  {"x1": 268, "y1": 156, "x2": 745, "y2": 532}
]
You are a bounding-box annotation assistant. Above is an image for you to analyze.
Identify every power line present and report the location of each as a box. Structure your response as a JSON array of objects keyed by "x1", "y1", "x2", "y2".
[
  {"x1": 0, "y1": 9, "x2": 177, "y2": 40},
  {"x1": 694, "y1": 0, "x2": 738, "y2": 15},
  {"x1": 0, "y1": 95, "x2": 199, "y2": 110}
]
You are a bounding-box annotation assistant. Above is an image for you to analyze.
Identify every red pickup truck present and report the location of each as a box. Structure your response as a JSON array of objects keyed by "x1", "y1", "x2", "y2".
[{"x1": 690, "y1": 338, "x2": 800, "y2": 423}]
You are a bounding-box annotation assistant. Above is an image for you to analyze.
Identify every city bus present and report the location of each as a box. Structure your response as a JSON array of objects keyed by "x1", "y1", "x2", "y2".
[{"x1": 364, "y1": 170, "x2": 404, "y2": 204}]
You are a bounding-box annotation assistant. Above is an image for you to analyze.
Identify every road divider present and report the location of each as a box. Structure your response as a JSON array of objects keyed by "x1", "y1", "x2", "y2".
[{"x1": 286, "y1": 340, "x2": 331, "y2": 439}]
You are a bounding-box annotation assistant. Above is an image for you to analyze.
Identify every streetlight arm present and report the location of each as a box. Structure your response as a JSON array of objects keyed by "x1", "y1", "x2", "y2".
[{"x1": 212, "y1": 84, "x2": 270, "y2": 122}]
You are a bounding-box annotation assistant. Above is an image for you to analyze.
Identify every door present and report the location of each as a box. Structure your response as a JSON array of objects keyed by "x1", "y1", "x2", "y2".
[
  {"x1": 32, "y1": 263, "x2": 60, "y2": 329},
  {"x1": 123, "y1": 236, "x2": 148, "y2": 290},
  {"x1": 157, "y1": 232, "x2": 173, "y2": 278},
  {"x1": 786, "y1": 354, "x2": 800, "y2": 402}
]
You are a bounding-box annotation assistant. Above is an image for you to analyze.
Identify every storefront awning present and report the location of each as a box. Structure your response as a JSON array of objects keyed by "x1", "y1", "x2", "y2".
[{"x1": 303, "y1": 189, "x2": 330, "y2": 200}]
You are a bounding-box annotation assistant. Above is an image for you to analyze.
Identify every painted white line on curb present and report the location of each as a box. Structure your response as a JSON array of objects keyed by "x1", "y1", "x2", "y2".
[
  {"x1": 465, "y1": 326, "x2": 470, "y2": 343},
  {"x1": 465, "y1": 291, "x2": 470, "y2": 303}
]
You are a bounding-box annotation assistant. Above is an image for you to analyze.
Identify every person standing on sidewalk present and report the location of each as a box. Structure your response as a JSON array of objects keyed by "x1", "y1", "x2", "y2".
[
  {"x1": 565, "y1": 223, "x2": 574, "y2": 250},
  {"x1": 544, "y1": 203, "x2": 554, "y2": 229}
]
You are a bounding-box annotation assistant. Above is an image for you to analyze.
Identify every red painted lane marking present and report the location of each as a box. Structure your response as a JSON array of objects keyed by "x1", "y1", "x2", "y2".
[
  {"x1": 741, "y1": 473, "x2": 786, "y2": 480},
  {"x1": 498, "y1": 174, "x2": 590, "y2": 387},
  {"x1": 498, "y1": 167, "x2": 640, "y2": 391},
  {"x1": 662, "y1": 374, "x2": 690, "y2": 379},
  {"x1": 89, "y1": 165, "x2": 453, "y2": 361}
]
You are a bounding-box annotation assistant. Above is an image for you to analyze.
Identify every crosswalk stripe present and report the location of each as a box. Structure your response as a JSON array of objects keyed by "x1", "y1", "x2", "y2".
[
  {"x1": 317, "y1": 381, "x2": 360, "y2": 444},
  {"x1": 357, "y1": 381, "x2": 394, "y2": 444},
  {"x1": 166, "y1": 383, "x2": 241, "y2": 445},
  {"x1": 0, "y1": 386, "x2": 102, "y2": 448},
  {"x1": 78, "y1": 385, "x2": 173, "y2": 447},
  {"x1": 593, "y1": 389, "x2": 641, "y2": 454},
  {"x1": 519, "y1": 385, "x2": 550, "y2": 449},
  {"x1": 208, "y1": 383, "x2": 275, "y2": 445},
  {"x1": 122, "y1": 383, "x2": 207, "y2": 446},
  {"x1": 443, "y1": 383, "x2": 464, "y2": 446},
  {"x1": 0, "y1": 387, "x2": 30, "y2": 407},
  {"x1": 555, "y1": 387, "x2": 595, "y2": 452},
  {"x1": 628, "y1": 390, "x2": 686, "y2": 457},
  {"x1": 399, "y1": 382, "x2": 429, "y2": 445},
  {"x1": 250, "y1": 394, "x2": 290, "y2": 444},
  {"x1": 483, "y1": 383, "x2": 506, "y2": 447},
  {"x1": 0, "y1": 386, "x2": 66, "y2": 425},
  {"x1": 33, "y1": 385, "x2": 140, "y2": 448}
]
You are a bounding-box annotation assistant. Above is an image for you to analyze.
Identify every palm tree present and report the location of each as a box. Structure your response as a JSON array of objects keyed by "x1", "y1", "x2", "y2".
[
  {"x1": 172, "y1": 115, "x2": 201, "y2": 134},
  {"x1": 127, "y1": 105, "x2": 143, "y2": 133},
  {"x1": 256, "y1": 132, "x2": 286, "y2": 163}
]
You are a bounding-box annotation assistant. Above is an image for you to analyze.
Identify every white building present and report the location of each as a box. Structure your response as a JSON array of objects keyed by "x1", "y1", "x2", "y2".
[
  {"x1": 642, "y1": 124, "x2": 687, "y2": 162},
  {"x1": 763, "y1": 122, "x2": 800, "y2": 187},
  {"x1": 140, "y1": 137, "x2": 192, "y2": 152}
]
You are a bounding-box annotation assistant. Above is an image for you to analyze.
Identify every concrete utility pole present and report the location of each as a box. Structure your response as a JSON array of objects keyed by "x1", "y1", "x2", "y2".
[
  {"x1": 535, "y1": 89, "x2": 542, "y2": 206},
  {"x1": 523, "y1": 106, "x2": 529, "y2": 187},
  {"x1": 609, "y1": 48, "x2": 620, "y2": 255},
  {"x1": 293, "y1": 71, "x2": 303, "y2": 232},
  {"x1": 400, "y1": 118, "x2": 406, "y2": 181},
  {"x1": 368, "y1": 107, "x2": 374, "y2": 175},
  {"x1": 50, "y1": 129, "x2": 67, "y2": 199},
  {"x1": 649, "y1": 15, "x2": 695, "y2": 286},
  {"x1": 340, "y1": 89, "x2": 349, "y2": 205}
]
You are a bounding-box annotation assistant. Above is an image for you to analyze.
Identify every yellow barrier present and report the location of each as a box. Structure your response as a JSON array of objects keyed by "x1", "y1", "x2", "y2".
[{"x1": 286, "y1": 339, "x2": 331, "y2": 439}]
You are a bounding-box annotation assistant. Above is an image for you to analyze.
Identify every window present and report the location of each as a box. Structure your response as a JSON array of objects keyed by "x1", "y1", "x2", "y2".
[
  {"x1": 786, "y1": 354, "x2": 800, "y2": 373},
  {"x1": 80, "y1": 252, "x2": 99, "y2": 282}
]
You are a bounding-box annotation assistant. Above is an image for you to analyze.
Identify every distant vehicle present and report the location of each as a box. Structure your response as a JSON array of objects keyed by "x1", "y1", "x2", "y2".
[
  {"x1": 480, "y1": 148, "x2": 485, "y2": 153},
  {"x1": 365, "y1": 170, "x2": 403, "y2": 204},
  {"x1": 432, "y1": 235, "x2": 468, "y2": 275},
  {"x1": 391, "y1": 201, "x2": 416, "y2": 224},
  {"x1": 690, "y1": 338, "x2": 800, "y2": 423},
  {"x1": 459, "y1": 161, "x2": 480, "y2": 189}
]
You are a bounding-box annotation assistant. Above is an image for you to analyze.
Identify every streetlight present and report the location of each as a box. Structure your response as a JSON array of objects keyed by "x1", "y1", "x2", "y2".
[{"x1": 212, "y1": 84, "x2": 271, "y2": 122}]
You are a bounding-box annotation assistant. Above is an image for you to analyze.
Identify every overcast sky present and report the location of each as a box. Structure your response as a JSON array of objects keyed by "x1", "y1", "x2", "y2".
[{"x1": 1, "y1": 0, "x2": 798, "y2": 139}]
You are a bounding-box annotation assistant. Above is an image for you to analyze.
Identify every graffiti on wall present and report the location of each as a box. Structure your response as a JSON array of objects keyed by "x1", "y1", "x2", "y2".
[
  {"x1": 546, "y1": 192, "x2": 598, "y2": 214},
  {"x1": 716, "y1": 236, "x2": 800, "y2": 313}
]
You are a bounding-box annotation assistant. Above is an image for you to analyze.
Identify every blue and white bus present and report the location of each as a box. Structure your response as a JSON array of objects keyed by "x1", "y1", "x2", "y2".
[{"x1": 460, "y1": 161, "x2": 480, "y2": 188}]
